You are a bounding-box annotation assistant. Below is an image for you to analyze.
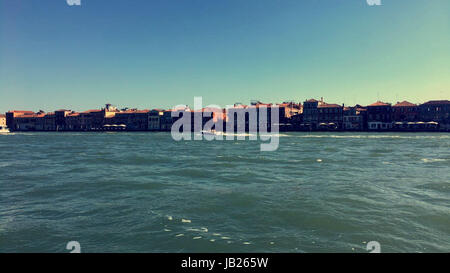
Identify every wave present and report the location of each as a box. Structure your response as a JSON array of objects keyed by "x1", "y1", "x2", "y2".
[
  {"x1": 294, "y1": 135, "x2": 450, "y2": 139},
  {"x1": 196, "y1": 132, "x2": 291, "y2": 138},
  {"x1": 421, "y1": 158, "x2": 446, "y2": 163}
]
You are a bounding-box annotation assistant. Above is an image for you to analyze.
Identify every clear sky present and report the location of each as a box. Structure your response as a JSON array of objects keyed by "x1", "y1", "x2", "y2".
[{"x1": 0, "y1": 0, "x2": 449, "y2": 113}]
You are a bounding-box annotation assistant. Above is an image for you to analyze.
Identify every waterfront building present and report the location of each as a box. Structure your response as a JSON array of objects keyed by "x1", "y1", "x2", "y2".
[
  {"x1": 4, "y1": 99, "x2": 449, "y2": 132},
  {"x1": 343, "y1": 106, "x2": 366, "y2": 130},
  {"x1": 277, "y1": 102, "x2": 302, "y2": 122},
  {"x1": 367, "y1": 101, "x2": 393, "y2": 130},
  {"x1": 275, "y1": 102, "x2": 302, "y2": 131},
  {"x1": 54, "y1": 109, "x2": 72, "y2": 131},
  {"x1": 42, "y1": 113, "x2": 56, "y2": 131},
  {"x1": 191, "y1": 109, "x2": 203, "y2": 132},
  {"x1": 302, "y1": 98, "x2": 343, "y2": 130},
  {"x1": 225, "y1": 102, "x2": 277, "y2": 132},
  {"x1": 302, "y1": 99, "x2": 320, "y2": 128},
  {"x1": 63, "y1": 105, "x2": 119, "y2": 131},
  {"x1": 111, "y1": 109, "x2": 150, "y2": 131},
  {"x1": 226, "y1": 104, "x2": 250, "y2": 132},
  {"x1": 419, "y1": 100, "x2": 450, "y2": 130},
  {"x1": 160, "y1": 110, "x2": 175, "y2": 131},
  {"x1": 317, "y1": 103, "x2": 343, "y2": 130},
  {"x1": 393, "y1": 101, "x2": 419, "y2": 122},
  {"x1": 6, "y1": 111, "x2": 35, "y2": 130},
  {"x1": 0, "y1": 114, "x2": 6, "y2": 127},
  {"x1": 65, "y1": 112, "x2": 82, "y2": 130},
  {"x1": 162, "y1": 106, "x2": 192, "y2": 132},
  {"x1": 148, "y1": 109, "x2": 164, "y2": 131},
  {"x1": 199, "y1": 107, "x2": 226, "y2": 132},
  {"x1": 105, "y1": 103, "x2": 117, "y2": 112},
  {"x1": 14, "y1": 112, "x2": 46, "y2": 131},
  {"x1": 251, "y1": 102, "x2": 274, "y2": 132},
  {"x1": 64, "y1": 111, "x2": 99, "y2": 131},
  {"x1": 87, "y1": 109, "x2": 106, "y2": 130},
  {"x1": 290, "y1": 113, "x2": 303, "y2": 129}
]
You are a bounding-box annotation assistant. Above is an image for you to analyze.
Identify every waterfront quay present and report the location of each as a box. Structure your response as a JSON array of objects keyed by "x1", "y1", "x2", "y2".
[{"x1": 3, "y1": 99, "x2": 450, "y2": 132}]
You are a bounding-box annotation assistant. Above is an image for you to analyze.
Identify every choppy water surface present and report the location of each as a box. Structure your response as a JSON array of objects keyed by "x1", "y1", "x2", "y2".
[{"x1": 0, "y1": 132, "x2": 449, "y2": 252}]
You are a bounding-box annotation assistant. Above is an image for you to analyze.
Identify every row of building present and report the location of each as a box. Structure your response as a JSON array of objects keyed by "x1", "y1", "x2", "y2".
[
  {"x1": 301, "y1": 99, "x2": 449, "y2": 131},
  {"x1": 2, "y1": 99, "x2": 450, "y2": 132}
]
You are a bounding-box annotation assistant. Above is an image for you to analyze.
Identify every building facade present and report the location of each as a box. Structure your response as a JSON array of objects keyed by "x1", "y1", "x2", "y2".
[
  {"x1": 367, "y1": 101, "x2": 393, "y2": 130},
  {"x1": 111, "y1": 110, "x2": 150, "y2": 131},
  {"x1": 4, "y1": 99, "x2": 449, "y2": 132},
  {"x1": 419, "y1": 100, "x2": 450, "y2": 129},
  {"x1": 0, "y1": 114, "x2": 6, "y2": 127},
  {"x1": 393, "y1": 101, "x2": 419, "y2": 122},
  {"x1": 15, "y1": 113, "x2": 47, "y2": 131},
  {"x1": 302, "y1": 99, "x2": 320, "y2": 128},
  {"x1": 317, "y1": 103, "x2": 343, "y2": 129},
  {"x1": 148, "y1": 110, "x2": 163, "y2": 131},
  {"x1": 6, "y1": 111, "x2": 35, "y2": 130},
  {"x1": 343, "y1": 106, "x2": 366, "y2": 130},
  {"x1": 160, "y1": 110, "x2": 175, "y2": 131},
  {"x1": 43, "y1": 113, "x2": 56, "y2": 131}
]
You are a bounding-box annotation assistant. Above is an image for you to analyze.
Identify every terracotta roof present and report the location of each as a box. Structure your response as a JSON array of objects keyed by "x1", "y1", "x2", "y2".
[
  {"x1": 318, "y1": 103, "x2": 342, "y2": 108},
  {"x1": 16, "y1": 113, "x2": 45, "y2": 118},
  {"x1": 117, "y1": 110, "x2": 150, "y2": 114},
  {"x1": 421, "y1": 100, "x2": 450, "y2": 105},
  {"x1": 201, "y1": 107, "x2": 223, "y2": 112},
  {"x1": 15, "y1": 112, "x2": 36, "y2": 117},
  {"x1": 368, "y1": 101, "x2": 391, "y2": 107},
  {"x1": 254, "y1": 103, "x2": 272, "y2": 106},
  {"x1": 305, "y1": 99, "x2": 318, "y2": 103},
  {"x1": 248, "y1": 104, "x2": 273, "y2": 109},
  {"x1": 232, "y1": 104, "x2": 248, "y2": 108},
  {"x1": 277, "y1": 104, "x2": 296, "y2": 108},
  {"x1": 393, "y1": 101, "x2": 417, "y2": 107},
  {"x1": 7, "y1": 110, "x2": 34, "y2": 114},
  {"x1": 170, "y1": 106, "x2": 191, "y2": 111}
]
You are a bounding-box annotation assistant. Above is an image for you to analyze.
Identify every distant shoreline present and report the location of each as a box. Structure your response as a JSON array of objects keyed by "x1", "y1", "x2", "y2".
[{"x1": 5, "y1": 129, "x2": 450, "y2": 133}]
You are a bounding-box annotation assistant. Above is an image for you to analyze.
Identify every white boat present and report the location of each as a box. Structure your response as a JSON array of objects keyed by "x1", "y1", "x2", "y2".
[
  {"x1": 0, "y1": 126, "x2": 10, "y2": 134},
  {"x1": 201, "y1": 130, "x2": 226, "y2": 136},
  {"x1": 201, "y1": 129, "x2": 217, "y2": 136}
]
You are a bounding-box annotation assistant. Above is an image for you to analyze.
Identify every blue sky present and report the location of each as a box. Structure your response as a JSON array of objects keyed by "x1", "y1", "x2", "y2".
[{"x1": 0, "y1": 0, "x2": 449, "y2": 112}]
